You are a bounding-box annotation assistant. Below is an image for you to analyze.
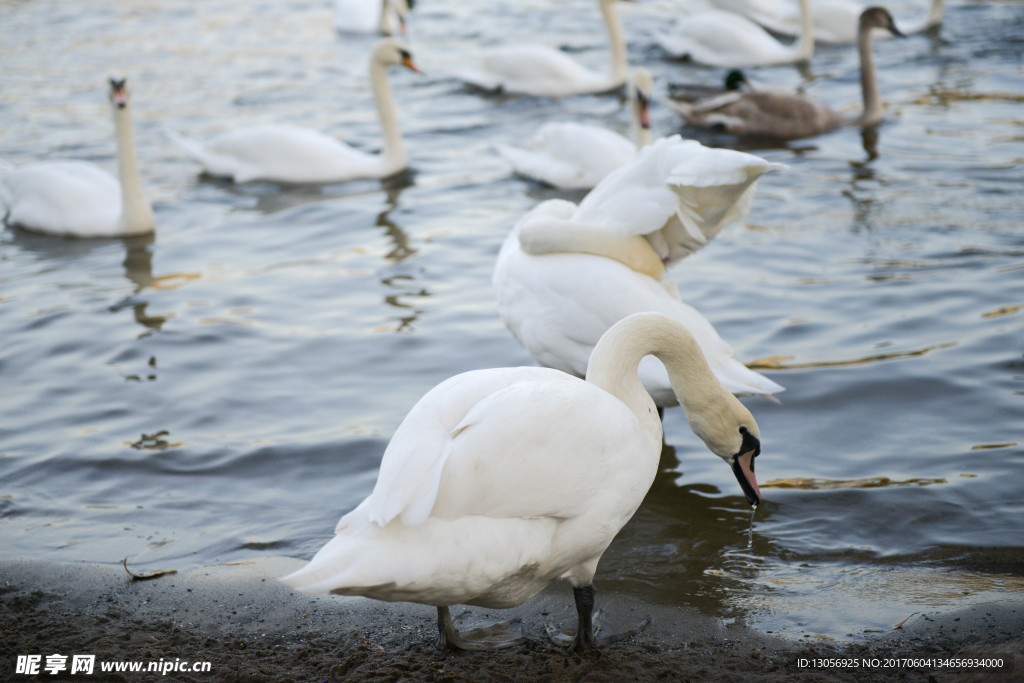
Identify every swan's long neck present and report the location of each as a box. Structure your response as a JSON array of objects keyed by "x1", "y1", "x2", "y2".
[
  {"x1": 857, "y1": 25, "x2": 883, "y2": 126},
  {"x1": 112, "y1": 105, "x2": 154, "y2": 234},
  {"x1": 516, "y1": 216, "x2": 665, "y2": 279},
  {"x1": 926, "y1": 0, "x2": 945, "y2": 29},
  {"x1": 369, "y1": 59, "x2": 406, "y2": 174},
  {"x1": 586, "y1": 313, "x2": 727, "y2": 443},
  {"x1": 600, "y1": 0, "x2": 628, "y2": 87},
  {"x1": 793, "y1": 0, "x2": 815, "y2": 61}
]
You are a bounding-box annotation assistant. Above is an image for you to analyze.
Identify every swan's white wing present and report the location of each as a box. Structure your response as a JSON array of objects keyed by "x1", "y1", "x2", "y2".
[
  {"x1": 458, "y1": 45, "x2": 607, "y2": 97},
  {"x1": 335, "y1": 0, "x2": 383, "y2": 33},
  {"x1": 656, "y1": 10, "x2": 794, "y2": 67},
  {"x1": 167, "y1": 124, "x2": 380, "y2": 183},
  {"x1": 572, "y1": 135, "x2": 784, "y2": 266},
  {"x1": 0, "y1": 161, "x2": 122, "y2": 236},
  {"x1": 361, "y1": 367, "x2": 558, "y2": 527},
  {"x1": 496, "y1": 121, "x2": 636, "y2": 189}
]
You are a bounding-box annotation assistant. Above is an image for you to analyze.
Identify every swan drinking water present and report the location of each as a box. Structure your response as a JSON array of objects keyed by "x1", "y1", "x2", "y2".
[
  {"x1": 457, "y1": 0, "x2": 632, "y2": 97},
  {"x1": 167, "y1": 39, "x2": 419, "y2": 184},
  {"x1": 664, "y1": 8, "x2": 904, "y2": 139},
  {"x1": 281, "y1": 312, "x2": 763, "y2": 650},
  {"x1": 494, "y1": 68, "x2": 654, "y2": 190},
  {"x1": 493, "y1": 135, "x2": 785, "y2": 406},
  {"x1": 0, "y1": 78, "x2": 154, "y2": 238}
]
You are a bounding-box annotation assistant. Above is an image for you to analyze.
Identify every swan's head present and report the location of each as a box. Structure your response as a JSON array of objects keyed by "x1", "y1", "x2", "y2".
[
  {"x1": 860, "y1": 7, "x2": 904, "y2": 37},
  {"x1": 108, "y1": 77, "x2": 129, "y2": 110},
  {"x1": 687, "y1": 394, "x2": 762, "y2": 508},
  {"x1": 372, "y1": 38, "x2": 422, "y2": 73},
  {"x1": 629, "y1": 68, "x2": 653, "y2": 132}
]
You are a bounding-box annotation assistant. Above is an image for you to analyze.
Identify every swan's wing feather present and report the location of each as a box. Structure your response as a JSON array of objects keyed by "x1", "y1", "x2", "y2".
[
  {"x1": 0, "y1": 161, "x2": 121, "y2": 235},
  {"x1": 458, "y1": 45, "x2": 606, "y2": 96},
  {"x1": 363, "y1": 368, "x2": 556, "y2": 527},
  {"x1": 572, "y1": 135, "x2": 784, "y2": 264},
  {"x1": 168, "y1": 124, "x2": 377, "y2": 183},
  {"x1": 496, "y1": 122, "x2": 635, "y2": 189}
]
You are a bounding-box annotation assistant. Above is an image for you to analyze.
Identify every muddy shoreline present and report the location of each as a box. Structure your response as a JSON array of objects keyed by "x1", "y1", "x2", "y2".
[{"x1": 1, "y1": 558, "x2": 1020, "y2": 681}]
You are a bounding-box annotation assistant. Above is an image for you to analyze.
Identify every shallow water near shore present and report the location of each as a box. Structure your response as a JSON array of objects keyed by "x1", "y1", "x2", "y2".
[{"x1": 1, "y1": 0, "x2": 1022, "y2": 643}]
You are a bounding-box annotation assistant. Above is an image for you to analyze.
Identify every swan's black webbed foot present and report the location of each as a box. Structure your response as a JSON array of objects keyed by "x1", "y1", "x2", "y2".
[
  {"x1": 436, "y1": 606, "x2": 525, "y2": 651},
  {"x1": 545, "y1": 584, "x2": 652, "y2": 651}
]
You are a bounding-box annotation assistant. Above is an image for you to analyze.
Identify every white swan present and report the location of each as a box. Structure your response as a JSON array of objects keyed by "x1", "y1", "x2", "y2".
[
  {"x1": 664, "y1": 8, "x2": 903, "y2": 138},
  {"x1": 0, "y1": 78, "x2": 154, "y2": 238},
  {"x1": 281, "y1": 311, "x2": 764, "y2": 651},
  {"x1": 457, "y1": 0, "x2": 631, "y2": 97},
  {"x1": 493, "y1": 135, "x2": 785, "y2": 406},
  {"x1": 334, "y1": 0, "x2": 412, "y2": 36},
  {"x1": 494, "y1": 68, "x2": 653, "y2": 190},
  {"x1": 167, "y1": 40, "x2": 418, "y2": 184},
  {"x1": 754, "y1": 0, "x2": 944, "y2": 44},
  {"x1": 656, "y1": 0, "x2": 814, "y2": 68}
]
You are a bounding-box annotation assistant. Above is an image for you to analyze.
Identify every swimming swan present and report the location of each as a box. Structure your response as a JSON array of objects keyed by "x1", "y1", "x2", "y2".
[
  {"x1": 334, "y1": 0, "x2": 412, "y2": 36},
  {"x1": 493, "y1": 135, "x2": 785, "y2": 405},
  {"x1": 656, "y1": 0, "x2": 814, "y2": 68},
  {"x1": 457, "y1": 0, "x2": 632, "y2": 97},
  {"x1": 280, "y1": 311, "x2": 764, "y2": 651},
  {"x1": 167, "y1": 40, "x2": 418, "y2": 184},
  {"x1": 0, "y1": 78, "x2": 154, "y2": 238},
  {"x1": 761, "y1": 0, "x2": 943, "y2": 44},
  {"x1": 664, "y1": 8, "x2": 903, "y2": 139},
  {"x1": 494, "y1": 68, "x2": 653, "y2": 190}
]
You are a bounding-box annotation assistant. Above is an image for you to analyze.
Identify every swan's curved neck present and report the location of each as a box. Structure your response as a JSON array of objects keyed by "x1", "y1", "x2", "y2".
[
  {"x1": 927, "y1": 0, "x2": 945, "y2": 29},
  {"x1": 857, "y1": 26, "x2": 883, "y2": 126},
  {"x1": 586, "y1": 313, "x2": 726, "y2": 442},
  {"x1": 517, "y1": 217, "x2": 665, "y2": 280},
  {"x1": 112, "y1": 105, "x2": 154, "y2": 233},
  {"x1": 600, "y1": 0, "x2": 628, "y2": 87},
  {"x1": 369, "y1": 60, "x2": 406, "y2": 174},
  {"x1": 793, "y1": 0, "x2": 815, "y2": 61}
]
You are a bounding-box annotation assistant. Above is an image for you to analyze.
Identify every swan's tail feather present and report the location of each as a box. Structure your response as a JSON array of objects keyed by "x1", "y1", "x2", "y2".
[{"x1": 280, "y1": 516, "x2": 557, "y2": 607}]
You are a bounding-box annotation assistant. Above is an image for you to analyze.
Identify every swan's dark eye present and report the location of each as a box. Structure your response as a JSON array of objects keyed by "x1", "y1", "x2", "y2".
[{"x1": 738, "y1": 426, "x2": 760, "y2": 458}]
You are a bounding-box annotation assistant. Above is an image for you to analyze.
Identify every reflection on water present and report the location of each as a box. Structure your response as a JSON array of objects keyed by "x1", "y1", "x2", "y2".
[{"x1": 1, "y1": 0, "x2": 1023, "y2": 643}]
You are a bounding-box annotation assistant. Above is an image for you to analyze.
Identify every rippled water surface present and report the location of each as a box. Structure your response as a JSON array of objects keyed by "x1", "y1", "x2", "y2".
[{"x1": 2, "y1": 0, "x2": 1022, "y2": 640}]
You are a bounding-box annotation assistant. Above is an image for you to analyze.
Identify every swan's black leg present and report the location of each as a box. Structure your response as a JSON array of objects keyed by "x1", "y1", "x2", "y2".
[
  {"x1": 570, "y1": 584, "x2": 600, "y2": 651},
  {"x1": 546, "y1": 584, "x2": 653, "y2": 651}
]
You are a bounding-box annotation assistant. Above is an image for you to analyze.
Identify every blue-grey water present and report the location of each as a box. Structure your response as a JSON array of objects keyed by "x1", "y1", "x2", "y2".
[{"x1": 1, "y1": 0, "x2": 1022, "y2": 641}]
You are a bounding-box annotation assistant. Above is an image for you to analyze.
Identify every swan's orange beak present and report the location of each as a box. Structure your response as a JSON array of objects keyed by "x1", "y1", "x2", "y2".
[
  {"x1": 733, "y1": 449, "x2": 761, "y2": 507},
  {"x1": 403, "y1": 55, "x2": 423, "y2": 75}
]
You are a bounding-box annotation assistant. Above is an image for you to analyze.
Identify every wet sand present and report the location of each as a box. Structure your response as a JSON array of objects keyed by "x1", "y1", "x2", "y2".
[{"x1": 1, "y1": 558, "x2": 1020, "y2": 682}]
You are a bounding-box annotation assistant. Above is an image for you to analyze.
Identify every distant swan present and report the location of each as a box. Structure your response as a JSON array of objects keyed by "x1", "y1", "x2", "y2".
[
  {"x1": 167, "y1": 40, "x2": 419, "y2": 184},
  {"x1": 335, "y1": 0, "x2": 412, "y2": 36},
  {"x1": 281, "y1": 311, "x2": 764, "y2": 651},
  {"x1": 664, "y1": 8, "x2": 904, "y2": 139},
  {"x1": 656, "y1": 0, "x2": 814, "y2": 67},
  {"x1": 0, "y1": 78, "x2": 154, "y2": 238},
  {"x1": 457, "y1": 0, "x2": 631, "y2": 97},
  {"x1": 755, "y1": 0, "x2": 943, "y2": 44},
  {"x1": 494, "y1": 68, "x2": 653, "y2": 190},
  {"x1": 493, "y1": 135, "x2": 785, "y2": 405}
]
